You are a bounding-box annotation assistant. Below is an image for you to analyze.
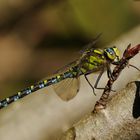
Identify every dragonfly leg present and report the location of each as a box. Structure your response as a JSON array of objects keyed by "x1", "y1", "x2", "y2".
[
  {"x1": 107, "y1": 64, "x2": 114, "y2": 81},
  {"x1": 84, "y1": 74, "x2": 96, "y2": 95},
  {"x1": 84, "y1": 68, "x2": 107, "y2": 95},
  {"x1": 94, "y1": 67, "x2": 116, "y2": 92},
  {"x1": 106, "y1": 65, "x2": 116, "y2": 92},
  {"x1": 94, "y1": 68, "x2": 104, "y2": 90},
  {"x1": 128, "y1": 64, "x2": 140, "y2": 71}
]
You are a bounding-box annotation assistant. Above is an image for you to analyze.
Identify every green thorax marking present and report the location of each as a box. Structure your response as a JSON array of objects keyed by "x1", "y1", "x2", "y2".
[
  {"x1": 63, "y1": 49, "x2": 107, "y2": 77},
  {"x1": 80, "y1": 49, "x2": 106, "y2": 74}
]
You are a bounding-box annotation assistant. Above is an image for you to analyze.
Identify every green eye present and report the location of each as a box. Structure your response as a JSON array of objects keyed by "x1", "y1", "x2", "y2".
[
  {"x1": 104, "y1": 47, "x2": 120, "y2": 61},
  {"x1": 104, "y1": 48, "x2": 115, "y2": 60}
]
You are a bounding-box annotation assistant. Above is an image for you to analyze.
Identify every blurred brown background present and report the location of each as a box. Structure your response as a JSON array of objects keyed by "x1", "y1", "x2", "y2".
[{"x1": 0, "y1": 0, "x2": 139, "y2": 100}]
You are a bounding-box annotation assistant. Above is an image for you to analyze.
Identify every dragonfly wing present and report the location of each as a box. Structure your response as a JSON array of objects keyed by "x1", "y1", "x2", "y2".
[
  {"x1": 79, "y1": 33, "x2": 102, "y2": 54},
  {"x1": 54, "y1": 60, "x2": 78, "y2": 74},
  {"x1": 52, "y1": 77, "x2": 80, "y2": 101}
]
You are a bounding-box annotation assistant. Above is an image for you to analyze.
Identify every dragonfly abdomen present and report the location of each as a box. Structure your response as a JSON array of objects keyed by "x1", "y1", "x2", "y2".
[{"x1": 0, "y1": 70, "x2": 74, "y2": 109}]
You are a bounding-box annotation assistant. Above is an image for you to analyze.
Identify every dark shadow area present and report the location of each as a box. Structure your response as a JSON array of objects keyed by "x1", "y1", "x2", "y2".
[
  {"x1": 133, "y1": 81, "x2": 140, "y2": 118},
  {"x1": 35, "y1": 33, "x2": 102, "y2": 49}
]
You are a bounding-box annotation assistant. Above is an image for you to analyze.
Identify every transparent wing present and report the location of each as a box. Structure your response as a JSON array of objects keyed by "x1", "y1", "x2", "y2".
[
  {"x1": 53, "y1": 77, "x2": 80, "y2": 101},
  {"x1": 41, "y1": 60, "x2": 80, "y2": 101},
  {"x1": 54, "y1": 60, "x2": 78, "y2": 74},
  {"x1": 79, "y1": 33, "x2": 102, "y2": 54}
]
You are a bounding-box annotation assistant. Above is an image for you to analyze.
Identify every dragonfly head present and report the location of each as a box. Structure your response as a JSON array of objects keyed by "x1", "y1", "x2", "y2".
[{"x1": 104, "y1": 46, "x2": 120, "y2": 63}]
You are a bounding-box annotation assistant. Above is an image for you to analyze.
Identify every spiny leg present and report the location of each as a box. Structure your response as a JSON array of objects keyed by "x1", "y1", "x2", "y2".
[
  {"x1": 94, "y1": 68, "x2": 105, "y2": 90},
  {"x1": 128, "y1": 64, "x2": 140, "y2": 72},
  {"x1": 106, "y1": 64, "x2": 116, "y2": 92},
  {"x1": 107, "y1": 63, "x2": 114, "y2": 81},
  {"x1": 84, "y1": 68, "x2": 105, "y2": 95},
  {"x1": 94, "y1": 67, "x2": 116, "y2": 92},
  {"x1": 84, "y1": 74, "x2": 96, "y2": 95}
]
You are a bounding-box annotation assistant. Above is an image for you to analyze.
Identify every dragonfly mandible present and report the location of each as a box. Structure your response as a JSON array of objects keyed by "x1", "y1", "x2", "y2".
[{"x1": 0, "y1": 38, "x2": 120, "y2": 109}]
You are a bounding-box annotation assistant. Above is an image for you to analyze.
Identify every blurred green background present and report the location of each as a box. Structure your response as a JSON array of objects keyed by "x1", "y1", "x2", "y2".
[{"x1": 0, "y1": 0, "x2": 139, "y2": 99}]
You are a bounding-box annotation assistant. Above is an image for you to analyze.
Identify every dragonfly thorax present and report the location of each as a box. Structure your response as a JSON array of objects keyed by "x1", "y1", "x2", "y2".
[{"x1": 79, "y1": 49, "x2": 106, "y2": 74}]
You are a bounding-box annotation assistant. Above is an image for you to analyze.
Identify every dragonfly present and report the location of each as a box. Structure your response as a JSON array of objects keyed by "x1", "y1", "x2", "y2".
[{"x1": 0, "y1": 37, "x2": 120, "y2": 109}]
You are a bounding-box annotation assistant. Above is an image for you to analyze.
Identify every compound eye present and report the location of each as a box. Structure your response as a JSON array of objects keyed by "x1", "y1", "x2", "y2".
[
  {"x1": 109, "y1": 51, "x2": 113, "y2": 55},
  {"x1": 107, "y1": 48, "x2": 114, "y2": 55}
]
